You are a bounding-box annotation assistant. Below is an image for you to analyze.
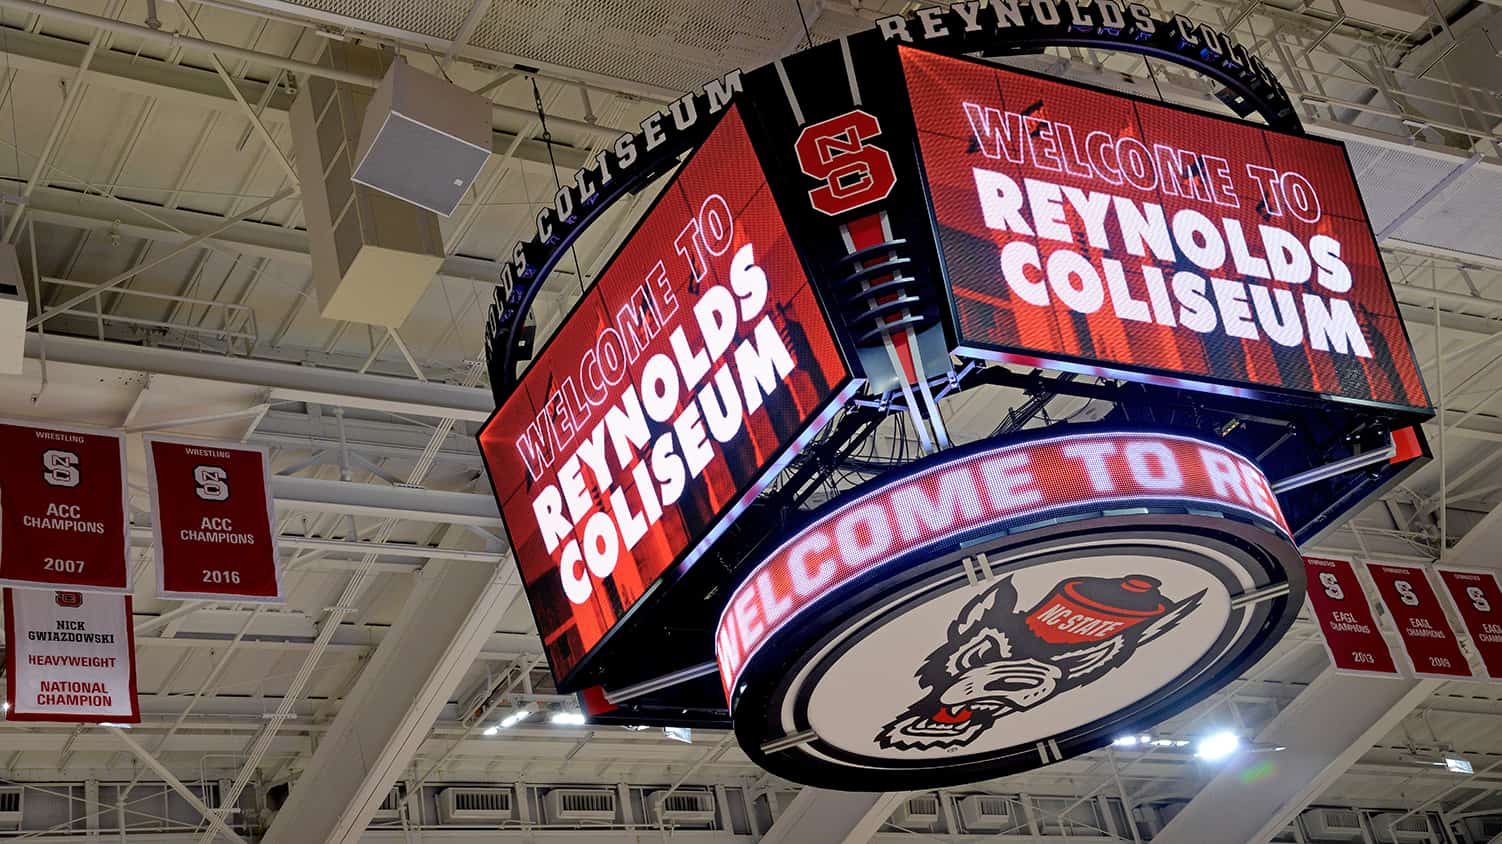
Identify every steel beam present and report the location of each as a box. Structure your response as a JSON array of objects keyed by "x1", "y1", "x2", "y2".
[
  {"x1": 3, "y1": 28, "x2": 101, "y2": 243},
  {"x1": 28, "y1": 189, "x2": 297, "y2": 329},
  {"x1": 1151, "y1": 672, "x2": 1438, "y2": 844},
  {"x1": 12, "y1": 182, "x2": 526, "y2": 288},
  {"x1": 22, "y1": 333, "x2": 493, "y2": 421},
  {"x1": 259, "y1": 556, "x2": 520, "y2": 843},
  {"x1": 270, "y1": 476, "x2": 500, "y2": 526},
  {"x1": 106, "y1": 726, "x2": 249, "y2": 844},
  {"x1": 1153, "y1": 485, "x2": 1502, "y2": 842},
  {"x1": 1377, "y1": 154, "x2": 1486, "y2": 241},
  {"x1": 0, "y1": 0, "x2": 619, "y2": 146},
  {"x1": 760, "y1": 789, "x2": 910, "y2": 844},
  {"x1": 0, "y1": 26, "x2": 587, "y2": 167}
]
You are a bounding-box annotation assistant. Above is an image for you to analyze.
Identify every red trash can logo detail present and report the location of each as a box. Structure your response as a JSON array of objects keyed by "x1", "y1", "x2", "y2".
[{"x1": 878, "y1": 575, "x2": 1203, "y2": 750}]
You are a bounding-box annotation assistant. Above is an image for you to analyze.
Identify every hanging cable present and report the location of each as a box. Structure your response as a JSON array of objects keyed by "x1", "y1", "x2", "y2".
[
  {"x1": 531, "y1": 77, "x2": 587, "y2": 295},
  {"x1": 794, "y1": 0, "x2": 814, "y2": 49}
]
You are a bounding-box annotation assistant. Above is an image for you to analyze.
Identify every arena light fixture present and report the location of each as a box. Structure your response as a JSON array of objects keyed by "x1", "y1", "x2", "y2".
[
  {"x1": 1195, "y1": 732, "x2": 1241, "y2": 761},
  {"x1": 1114, "y1": 734, "x2": 1190, "y2": 750},
  {"x1": 482, "y1": 707, "x2": 533, "y2": 735},
  {"x1": 1444, "y1": 757, "x2": 1473, "y2": 774}
]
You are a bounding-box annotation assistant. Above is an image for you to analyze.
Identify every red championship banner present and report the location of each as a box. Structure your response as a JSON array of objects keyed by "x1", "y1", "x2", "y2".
[
  {"x1": 144, "y1": 436, "x2": 282, "y2": 602},
  {"x1": 4, "y1": 587, "x2": 139, "y2": 723},
  {"x1": 479, "y1": 106, "x2": 855, "y2": 683},
  {"x1": 902, "y1": 48, "x2": 1427, "y2": 410},
  {"x1": 1365, "y1": 563, "x2": 1472, "y2": 679},
  {"x1": 1436, "y1": 567, "x2": 1502, "y2": 680},
  {"x1": 1302, "y1": 556, "x2": 1399, "y2": 676},
  {"x1": 0, "y1": 420, "x2": 130, "y2": 593}
]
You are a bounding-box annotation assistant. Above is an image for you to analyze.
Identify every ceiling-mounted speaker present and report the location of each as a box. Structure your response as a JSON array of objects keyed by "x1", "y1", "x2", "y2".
[
  {"x1": 352, "y1": 60, "x2": 493, "y2": 216},
  {"x1": 0, "y1": 243, "x2": 28, "y2": 374},
  {"x1": 290, "y1": 43, "x2": 447, "y2": 327}
]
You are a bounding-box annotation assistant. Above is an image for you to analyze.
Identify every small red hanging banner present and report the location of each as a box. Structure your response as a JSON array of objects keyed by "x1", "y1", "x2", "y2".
[
  {"x1": 1365, "y1": 563, "x2": 1472, "y2": 680},
  {"x1": 0, "y1": 420, "x2": 130, "y2": 593},
  {"x1": 1435, "y1": 567, "x2": 1502, "y2": 680},
  {"x1": 145, "y1": 435, "x2": 282, "y2": 602},
  {"x1": 1302, "y1": 556, "x2": 1399, "y2": 676},
  {"x1": 4, "y1": 586, "x2": 140, "y2": 723}
]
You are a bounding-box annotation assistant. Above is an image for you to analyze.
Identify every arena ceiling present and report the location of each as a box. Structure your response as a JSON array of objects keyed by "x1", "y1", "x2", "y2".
[{"x1": 1, "y1": 0, "x2": 1501, "y2": 841}]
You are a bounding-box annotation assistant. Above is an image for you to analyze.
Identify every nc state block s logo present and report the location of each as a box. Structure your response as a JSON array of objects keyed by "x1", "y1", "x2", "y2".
[
  {"x1": 794, "y1": 110, "x2": 896, "y2": 216},
  {"x1": 879, "y1": 574, "x2": 1204, "y2": 750}
]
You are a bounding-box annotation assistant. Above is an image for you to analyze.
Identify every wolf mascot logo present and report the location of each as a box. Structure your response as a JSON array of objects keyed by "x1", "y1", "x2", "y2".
[{"x1": 878, "y1": 574, "x2": 1205, "y2": 750}]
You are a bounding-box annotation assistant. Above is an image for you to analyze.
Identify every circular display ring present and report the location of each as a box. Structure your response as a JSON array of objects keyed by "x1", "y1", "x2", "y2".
[{"x1": 735, "y1": 516, "x2": 1301, "y2": 790}]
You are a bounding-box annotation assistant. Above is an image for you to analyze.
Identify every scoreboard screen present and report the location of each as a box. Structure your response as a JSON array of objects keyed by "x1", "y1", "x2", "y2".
[
  {"x1": 902, "y1": 47, "x2": 1428, "y2": 411},
  {"x1": 476, "y1": 7, "x2": 1434, "y2": 790},
  {"x1": 479, "y1": 22, "x2": 1431, "y2": 693},
  {"x1": 479, "y1": 107, "x2": 854, "y2": 683}
]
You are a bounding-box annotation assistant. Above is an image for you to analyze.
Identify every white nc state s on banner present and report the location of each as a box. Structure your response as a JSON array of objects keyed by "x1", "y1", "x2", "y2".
[{"x1": 4, "y1": 586, "x2": 139, "y2": 723}]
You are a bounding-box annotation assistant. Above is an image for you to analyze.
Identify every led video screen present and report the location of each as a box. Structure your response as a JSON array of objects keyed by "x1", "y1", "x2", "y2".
[
  {"x1": 902, "y1": 47, "x2": 1428, "y2": 411},
  {"x1": 479, "y1": 107, "x2": 853, "y2": 684}
]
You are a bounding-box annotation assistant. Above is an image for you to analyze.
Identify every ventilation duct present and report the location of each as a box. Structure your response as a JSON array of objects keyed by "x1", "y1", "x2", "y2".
[
  {"x1": 647, "y1": 790, "x2": 716, "y2": 827},
  {"x1": 437, "y1": 787, "x2": 515, "y2": 825}
]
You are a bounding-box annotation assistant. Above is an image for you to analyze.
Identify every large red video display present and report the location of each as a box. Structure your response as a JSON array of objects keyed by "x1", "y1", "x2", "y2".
[
  {"x1": 902, "y1": 48, "x2": 1428, "y2": 411},
  {"x1": 479, "y1": 107, "x2": 852, "y2": 684},
  {"x1": 716, "y1": 430, "x2": 1291, "y2": 702}
]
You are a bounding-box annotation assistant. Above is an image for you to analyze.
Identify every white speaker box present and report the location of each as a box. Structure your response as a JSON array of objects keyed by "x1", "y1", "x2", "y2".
[
  {"x1": 352, "y1": 60, "x2": 493, "y2": 216},
  {"x1": 290, "y1": 43, "x2": 446, "y2": 328}
]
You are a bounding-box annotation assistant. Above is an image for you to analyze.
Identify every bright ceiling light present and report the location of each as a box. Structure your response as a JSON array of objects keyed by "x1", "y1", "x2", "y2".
[
  {"x1": 500, "y1": 709, "x2": 529, "y2": 729},
  {"x1": 1195, "y1": 731, "x2": 1240, "y2": 761},
  {"x1": 1445, "y1": 757, "x2": 1473, "y2": 774},
  {"x1": 1, "y1": 701, "x2": 8, "y2": 712},
  {"x1": 1112, "y1": 735, "x2": 1139, "y2": 747},
  {"x1": 550, "y1": 711, "x2": 585, "y2": 726}
]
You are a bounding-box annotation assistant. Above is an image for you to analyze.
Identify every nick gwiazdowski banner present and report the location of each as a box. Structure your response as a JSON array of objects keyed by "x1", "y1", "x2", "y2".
[{"x1": 5, "y1": 587, "x2": 139, "y2": 723}]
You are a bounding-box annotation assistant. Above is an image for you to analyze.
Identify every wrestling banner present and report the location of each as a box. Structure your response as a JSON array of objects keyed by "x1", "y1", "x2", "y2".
[
  {"x1": 145, "y1": 435, "x2": 282, "y2": 602},
  {"x1": 4, "y1": 587, "x2": 139, "y2": 723},
  {"x1": 0, "y1": 420, "x2": 130, "y2": 593}
]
